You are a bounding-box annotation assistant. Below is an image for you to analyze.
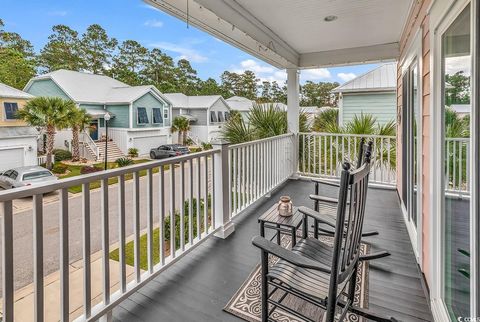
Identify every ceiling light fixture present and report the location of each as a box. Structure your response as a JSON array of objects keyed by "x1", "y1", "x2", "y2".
[{"x1": 324, "y1": 15, "x2": 338, "y2": 22}]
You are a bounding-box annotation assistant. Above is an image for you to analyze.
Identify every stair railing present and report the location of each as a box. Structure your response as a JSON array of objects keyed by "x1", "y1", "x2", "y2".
[{"x1": 81, "y1": 130, "x2": 100, "y2": 160}]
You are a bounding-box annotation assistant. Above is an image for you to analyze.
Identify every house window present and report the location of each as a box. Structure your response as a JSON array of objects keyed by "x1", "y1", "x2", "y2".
[
  {"x1": 210, "y1": 111, "x2": 218, "y2": 123},
  {"x1": 137, "y1": 107, "x2": 149, "y2": 124},
  {"x1": 152, "y1": 108, "x2": 163, "y2": 124},
  {"x1": 4, "y1": 102, "x2": 19, "y2": 120},
  {"x1": 163, "y1": 108, "x2": 169, "y2": 119},
  {"x1": 217, "y1": 111, "x2": 225, "y2": 122},
  {"x1": 225, "y1": 112, "x2": 230, "y2": 121}
]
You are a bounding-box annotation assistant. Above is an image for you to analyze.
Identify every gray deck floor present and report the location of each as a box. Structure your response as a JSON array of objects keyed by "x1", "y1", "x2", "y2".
[{"x1": 112, "y1": 179, "x2": 433, "y2": 322}]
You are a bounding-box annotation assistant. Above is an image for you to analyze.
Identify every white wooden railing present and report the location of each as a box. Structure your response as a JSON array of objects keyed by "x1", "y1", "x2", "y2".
[
  {"x1": 0, "y1": 148, "x2": 235, "y2": 322},
  {"x1": 298, "y1": 132, "x2": 397, "y2": 186},
  {"x1": 81, "y1": 130, "x2": 100, "y2": 160},
  {"x1": 445, "y1": 137, "x2": 470, "y2": 195},
  {"x1": 37, "y1": 154, "x2": 55, "y2": 166},
  {"x1": 228, "y1": 133, "x2": 296, "y2": 217}
]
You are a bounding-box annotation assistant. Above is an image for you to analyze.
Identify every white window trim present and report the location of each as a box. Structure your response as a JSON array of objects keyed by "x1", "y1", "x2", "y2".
[
  {"x1": 136, "y1": 107, "x2": 149, "y2": 125},
  {"x1": 3, "y1": 102, "x2": 20, "y2": 121}
]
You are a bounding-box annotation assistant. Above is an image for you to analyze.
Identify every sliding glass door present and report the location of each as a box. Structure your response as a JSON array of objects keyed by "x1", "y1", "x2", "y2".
[{"x1": 441, "y1": 4, "x2": 471, "y2": 319}]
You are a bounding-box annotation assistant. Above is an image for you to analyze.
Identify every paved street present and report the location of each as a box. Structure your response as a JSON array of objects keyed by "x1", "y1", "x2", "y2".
[{"x1": 0, "y1": 159, "x2": 213, "y2": 293}]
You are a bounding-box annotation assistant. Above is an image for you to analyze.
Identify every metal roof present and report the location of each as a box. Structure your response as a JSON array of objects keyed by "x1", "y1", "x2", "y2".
[
  {"x1": 0, "y1": 126, "x2": 38, "y2": 138},
  {"x1": 0, "y1": 83, "x2": 34, "y2": 99},
  {"x1": 24, "y1": 70, "x2": 170, "y2": 105},
  {"x1": 333, "y1": 63, "x2": 397, "y2": 93},
  {"x1": 164, "y1": 93, "x2": 229, "y2": 109}
]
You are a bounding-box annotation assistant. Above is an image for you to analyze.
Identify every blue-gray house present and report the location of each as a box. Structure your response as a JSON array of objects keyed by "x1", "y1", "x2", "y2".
[
  {"x1": 333, "y1": 63, "x2": 397, "y2": 126},
  {"x1": 24, "y1": 70, "x2": 172, "y2": 157}
]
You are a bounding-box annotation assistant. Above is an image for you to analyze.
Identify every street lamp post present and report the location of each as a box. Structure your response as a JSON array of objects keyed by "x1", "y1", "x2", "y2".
[{"x1": 104, "y1": 112, "x2": 111, "y2": 170}]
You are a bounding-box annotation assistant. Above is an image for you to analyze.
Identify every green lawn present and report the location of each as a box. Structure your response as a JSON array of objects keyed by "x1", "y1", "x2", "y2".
[{"x1": 57, "y1": 159, "x2": 165, "y2": 193}]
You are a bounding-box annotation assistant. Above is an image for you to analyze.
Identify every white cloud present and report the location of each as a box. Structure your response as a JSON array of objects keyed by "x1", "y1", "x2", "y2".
[
  {"x1": 144, "y1": 19, "x2": 164, "y2": 28},
  {"x1": 302, "y1": 68, "x2": 332, "y2": 80},
  {"x1": 150, "y1": 41, "x2": 208, "y2": 63},
  {"x1": 337, "y1": 72, "x2": 357, "y2": 82},
  {"x1": 48, "y1": 10, "x2": 68, "y2": 16},
  {"x1": 445, "y1": 55, "x2": 471, "y2": 76}
]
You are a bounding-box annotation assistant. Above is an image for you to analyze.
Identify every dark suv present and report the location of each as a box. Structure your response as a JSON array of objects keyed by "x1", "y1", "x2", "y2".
[{"x1": 150, "y1": 144, "x2": 190, "y2": 159}]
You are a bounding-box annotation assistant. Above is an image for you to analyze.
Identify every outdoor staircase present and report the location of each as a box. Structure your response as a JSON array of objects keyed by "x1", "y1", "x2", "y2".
[{"x1": 97, "y1": 140, "x2": 125, "y2": 162}]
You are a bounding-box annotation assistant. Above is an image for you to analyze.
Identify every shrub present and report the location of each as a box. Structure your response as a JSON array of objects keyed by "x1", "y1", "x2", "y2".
[
  {"x1": 80, "y1": 165, "x2": 102, "y2": 174},
  {"x1": 52, "y1": 163, "x2": 68, "y2": 174},
  {"x1": 184, "y1": 137, "x2": 194, "y2": 146},
  {"x1": 116, "y1": 157, "x2": 134, "y2": 167},
  {"x1": 128, "y1": 148, "x2": 139, "y2": 158},
  {"x1": 201, "y1": 142, "x2": 213, "y2": 150},
  {"x1": 53, "y1": 149, "x2": 72, "y2": 162},
  {"x1": 189, "y1": 146, "x2": 202, "y2": 153}
]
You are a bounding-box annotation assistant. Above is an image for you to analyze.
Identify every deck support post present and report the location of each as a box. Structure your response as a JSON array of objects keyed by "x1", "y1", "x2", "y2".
[
  {"x1": 287, "y1": 68, "x2": 300, "y2": 178},
  {"x1": 212, "y1": 139, "x2": 235, "y2": 239}
]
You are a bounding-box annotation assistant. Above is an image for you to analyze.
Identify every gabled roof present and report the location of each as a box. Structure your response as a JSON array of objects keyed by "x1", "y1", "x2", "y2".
[
  {"x1": 225, "y1": 96, "x2": 253, "y2": 111},
  {"x1": 24, "y1": 69, "x2": 171, "y2": 105},
  {"x1": 333, "y1": 63, "x2": 397, "y2": 93},
  {"x1": 164, "y1": 93, "x2": 229, "y2": 109},
  {"x1": 0, "y1": 83, "x2": 34, "y2": 99}
]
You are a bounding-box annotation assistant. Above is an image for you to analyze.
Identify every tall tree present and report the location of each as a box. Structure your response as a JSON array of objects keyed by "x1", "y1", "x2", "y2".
[
  {"x1": 69, "y1": 108, "x2": 91, "y2": 162},
  {"x1": 445, "y1": 71, "x2": 470, "y2": 105},
  {"x1": 175, "y1": 59, "x2": 200, "y2": 95},
  {"x1": 18, "y1": 97, "x2": 75, "y2": 169},
  {"x1": 80, "y1": 24, "x2": 117, "y2": 74},
  {"x1": 39, "y1": 25, "x2": 83, "y2": 72},
  {"x1": 259, "y1": 81, "x2": 272, "y2": 102},
  {"x1": 300, "y1": 81, "x2": 339, "y2": 107},
  {"x1": 0, "y1": 48, "x2": 36, "y2": 89},
  {"x1": 110, "y1": 40, "x2": 148, "y2": 85},
  {"x1": 0, "y1": 19, "x2": 35, "y2": 59},
  {"x1": 220, "y1": 70, "x2": 258, "y2": 99},
  {"x1": 142, "y1": 48, "x2": 177, "y2": 92},
  {"x1": 198, "y1": 78, "x2": 223, "y2": 95}
]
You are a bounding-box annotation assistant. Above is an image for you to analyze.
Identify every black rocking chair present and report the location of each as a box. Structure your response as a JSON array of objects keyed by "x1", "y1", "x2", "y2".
[{"x1": 252, "y1": 160, "x2": 398, "y2": 322}]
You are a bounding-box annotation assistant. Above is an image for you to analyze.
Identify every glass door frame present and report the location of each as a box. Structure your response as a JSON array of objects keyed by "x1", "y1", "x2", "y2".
[
  {"x1": 431, "y1": 0, "x2": 478, "y2": 318},
  {"x1": 400, "y1": 30, "x2": 423, "y2": 265}
]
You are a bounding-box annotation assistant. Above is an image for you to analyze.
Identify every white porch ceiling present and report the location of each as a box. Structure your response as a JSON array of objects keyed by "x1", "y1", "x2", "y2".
[{"x1": 144, "y1": 0, "x2": 413, "y2": 69}]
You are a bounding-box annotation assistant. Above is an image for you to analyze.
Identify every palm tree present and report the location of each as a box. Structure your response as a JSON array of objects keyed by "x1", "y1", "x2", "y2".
[
  {"x1": 69, "y1": 108, "x2": 91, "y2": 162},
  {"x1": 171, "y1": 116, "x2": 191, "y2": 145},
  {"x1": 312, "y1": 108, "x2": 339, "y2": 132},
  {"x1": 220, "y1": 114, "x2": 256, "y2": 144},
  {"x1": 18, "y1": 97, "x2": 75, "y2": 169}
]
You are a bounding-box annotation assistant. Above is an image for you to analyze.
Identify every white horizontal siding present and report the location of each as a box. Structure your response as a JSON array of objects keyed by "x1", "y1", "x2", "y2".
[{"x1": 341, "y1": 92, "x2": 396, "y2": 126}]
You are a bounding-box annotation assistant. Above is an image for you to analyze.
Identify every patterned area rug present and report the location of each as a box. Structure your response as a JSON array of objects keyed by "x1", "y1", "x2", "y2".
[{"x1": 224, "y1": 235, "x2": 370, "y2": 322}]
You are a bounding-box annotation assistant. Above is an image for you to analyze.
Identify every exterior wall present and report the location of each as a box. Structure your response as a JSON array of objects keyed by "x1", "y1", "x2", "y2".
[
  {"x1": 105, "y1": 105, "x2": 130, "y2": 128},
  {"x1": 25, "y1": 79, "x2": 70, "y2": 100},
  {"x1": 340, "y1": 92, "x2": 396, "y2": 125},
  {"x1": 188, "y1": 125, "x2": 209, "y2": 143},
  {"x1": 0, "y1": 135, "x2": 38, "y2": 171},
  {"x1": 100, "y1": 127, "x2": 172, "y2": 155},
  {"x1": 397, "y1": 0, "x2": 432, "y2": 284},
  {"x1": 0, "y1": 97, "x2": 29, "y2": 126},
  {"x1": 132, "y1": 93, "x2": 170, "y2": 128},
  {"x1": 190, "y1": 108, "x2": 208, "y2": 125}
]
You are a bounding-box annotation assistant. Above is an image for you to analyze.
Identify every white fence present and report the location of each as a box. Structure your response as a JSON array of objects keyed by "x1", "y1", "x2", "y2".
[
  {"x1": 445, "y1": 137, "x2": 470, "y2": 195},
  {"x1": 298, "y1": 132, "x2": 397, "y2": 186},
  {"x1": 0, "y1": 148, "x2": 231, "y2": 322},
  {"x1": 37, "y1": 154, "x2": 55, "y2": 165},
  {"x1": 228, "y1": 133, "x2": 296, "y2": 217}
]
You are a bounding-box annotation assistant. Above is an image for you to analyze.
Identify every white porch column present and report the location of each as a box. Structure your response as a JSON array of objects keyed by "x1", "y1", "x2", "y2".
[
  {"x1": 212, "y1": 139, "x2": 235, "y2": 239},
  {"x1": 287, "y1": 68, "x2": 300, "y2": 133}
]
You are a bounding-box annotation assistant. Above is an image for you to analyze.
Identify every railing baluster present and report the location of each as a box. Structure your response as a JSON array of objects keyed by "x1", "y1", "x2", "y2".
[
  {"x1": 170, "y1": 163, "x2": 176, "y2": 257},
  {"x1": 59, "y1": 189, "x2": 69, "y2": 322},
  {"x1": 380, "y1": 138, "x2": 384, "y2": 182},
  {"x1": 212, "y1": 154, "x2": 216, "y2": 229},
  {"x1": 302, "y1": 134, "x2": 306, "y2": 173},
  {"x1": 446, "y1": 139, "x2": 450, "y2": 189},
  {"x1": 2, "y1": 200, "x2": 14, "y2": 322},
  {"x1": 246, "y1": 145, "x2": 250, "y2": 206},
  {"x1": 147, "y1": 169, "x2": 154, "y2": 272},
  {"x1": 197, "y1": 157, "x2": 201, "y2": 239},
  {"x1": 180, "y1": 161, "x2": 186, "y2": 251},
  {"x1": 33, "y1": 194, "x2": 44, "y2": 322},
  {"x1": 101, "y1": 179, "x2": 110, "y2": 308},
  {"x1": 189, "y1": 159, "x2": 194, "y2": 243},
  {"x1": 159, "y1": 166, "x2": 165, "y2": 265},
  {"x1": 204, "y1": 155, "x2": 209, "y2": 233},
  {"x1": 118, "y1": 175, "x2": 126, "y2": 291},
  {"x1": 453, "y1": 141, "x2": 457, "y2": 190},
  {"x1": 82, "y1": 183, "x2": 91, "y2": 318},
  {"x1": 133, "y1": 172, "x2": 141, "y2": 281},
  {"x1": 232, "y1": 148, "x2": 237, "y2": 216}
]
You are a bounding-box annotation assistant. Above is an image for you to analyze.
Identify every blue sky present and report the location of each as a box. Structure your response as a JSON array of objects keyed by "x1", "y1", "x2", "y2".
[{"x1": 2, "y1": 0, "x2": 378, "y2": 84}]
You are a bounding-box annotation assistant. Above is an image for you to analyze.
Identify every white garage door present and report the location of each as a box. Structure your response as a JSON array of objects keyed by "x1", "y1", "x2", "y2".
[
  {"x1": 0, "y1": 148, "x2": 24, "y2": 172},
  {"x1": 134, "y1": 136, "x2": 168, "y2": 156}
]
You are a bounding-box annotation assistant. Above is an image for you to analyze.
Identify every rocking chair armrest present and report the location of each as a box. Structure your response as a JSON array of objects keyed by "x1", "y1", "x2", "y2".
[
  {"x1": 252, "y1": 236, "x2": 331, "y2": 273},
  {"x1": 298, "y1": 206, "x2": 337, "y2": 228},
  {"x1": 309, "y1": 194, "x2": 340, "y2": 204},
  {"x1": 311, "y1": 178, "x2": 340, "y2": 188}
]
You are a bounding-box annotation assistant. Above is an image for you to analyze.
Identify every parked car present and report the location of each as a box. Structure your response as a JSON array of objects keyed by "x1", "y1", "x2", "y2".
[
  {"x1": 150, "y1": 144, "x2": 190, "y2": 159},
  {"x1": 0, "y1": 166, "x2": 58, "y2": 190}
]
